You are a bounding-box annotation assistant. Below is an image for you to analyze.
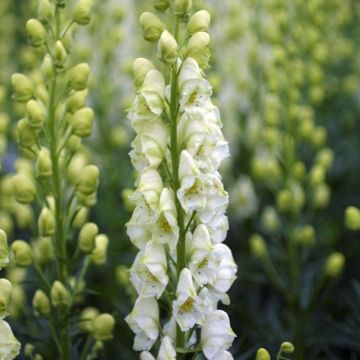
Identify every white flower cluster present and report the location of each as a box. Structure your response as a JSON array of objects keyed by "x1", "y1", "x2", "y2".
[
  {"x1": 125, "y1": 16, "x2": 237, "y2": 360},
  {"x1": 0, "y1": 230, "x2": 21, "y2": 359}
]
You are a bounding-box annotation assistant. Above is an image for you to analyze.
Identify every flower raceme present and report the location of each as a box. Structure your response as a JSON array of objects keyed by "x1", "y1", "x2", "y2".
[{"x1": 125, "y1": 3, "x2": 237, "y2": 359}]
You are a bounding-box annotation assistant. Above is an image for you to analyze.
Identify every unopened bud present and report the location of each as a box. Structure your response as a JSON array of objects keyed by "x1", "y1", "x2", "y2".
[
  {"x1": 173, "y1": 0, "x2": 192, "y2": 19},
  {"x1": 80, "y1": 307, "x2": 99, "y2": 332},
  {"x1": 345, "y1": 206, "x2": 360, "y2": 231},
  {"x1": 36, "y1": 148, "x2": 52, "y2": 178},
  {"x1": 91, "y1": 234, "x2": 109, "y2": 265},
  {"x1": 26, "y1": 19, "x2": 45, "y2": 47},
  {"x1": 292, "y1": 161, "x2": 306, "y2": 181},
  {"x1": 309, "y1": 165, "x2": 326, "y2": 186},
  {"x1": 51, "y1": 281, "x2": 70, "y2": 308},
  {"x1": 255, "y1": 348, "x2": 271, "y2": 360},
  {"x1": 157, "y1": 30, "x2": 178, "y2": 65},
  {"x1": 249, "y1": 234, "x2": 267, "y2": 259},
  {"x1": 73, "y1": 0, "x2": 93, "y2": 25},
  {"x1": 79, "y1": 222, "x2": 98, "y2": 253},
  {"x1": 186, "y1": 32, "x2": 211, "y2": 68},
  {"x1": 53, "y1": 41, "x2": 67, "y2": 70},
  {"x1": 280, "y1": 342, "x2": 295, "y2": 354},
  {"x1": 276, "y1": 189, "x2": 292, "y2": 213},
  {"x1": 33, "y1": 237, "x2": 54, "y2": 264},
  {"x1": 293, "y1": 225, "x2": 315, "y2": 247},
  {"x1": 154, "y1": 0, "x2": 169, "y2": 11},
  {"x1": 24, "y1": 344, "x2": 35, "y2": 357},
  {"x1": 38, "y1": 0, "x2": 53, "y2": 24},
  {"x1": 12, "y1": 174, "x2": 36, "y2": 204},
  {"x1": 11, "y1": 240, "x2": 33, "y2": 267},
  {"x1": 16, "y1": 119, "x2": 37, "y2": 148},
  {"x1": 92, "y1": 313, "x2": 115, "y2": 341},
  {"x1": 0, "y1": 114, "x2": 10, "y2": 134},
  {"x1": 34, "y1": 354, "x2": 43, "y2": 360},
  {"x1": 33, "y1": 289, "x2": 50, "y2": 316},
  {"x1": 312, "y1": 183, "x2": 330, "y2": 209},
  {"x1": 68, "y1": 63, "x2": 90, "y2": 91},
  {"x1": 139, "y1": 12, "x2": 165, "y2": 42},
  {"x1": 315, "y1": 148, "x2": 334, "y2": 170},
  {"x1": 11, "y1": 73, "x2": 33, "y2": 102},
  {"x1": 324, "y1": 252, "x2": 345, "y2": 278},
  {"x1": 70, "y1": 108, "x2": 94, "y2": 137},
  {"x1": 187, "y1": 10, "x2": 211, "y2": 34},
  {"x1": 38, "y1": 208, "x2": 55, "y2": 237},
  {"x1": 66, "y1": 89, "x2": 88, "y2": 113},
  {"x1": 0, "y1": 230, "x2": 9, "y2": 269},
  {"x1": 0, "y1": 278, "x2": 12, "y2": 317},
  {"x1": 76, "y1": 165, "x2": 99, "y2": 196},
  {"x1": 133, "y1": 58, "x2": 155, "y2": 89},
  {"x1": 26, "y1": 100, "x2": 45, "y2": 128},
  {"x1": 73, "y1": 207, "x2": 89, "y2": 228},
  {"x1": 260, "y1": 206, "x2": 280, "y2": 233},
  {"x1": 41, "y1": 54, "x2": 53, "y2": 80}
]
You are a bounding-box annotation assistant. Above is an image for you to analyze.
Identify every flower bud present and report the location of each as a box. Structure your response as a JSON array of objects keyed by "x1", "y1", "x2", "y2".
[
  {"x1": 41, "y1": 54, "x2": 53, "y2": 81},
  {"x1": 38, "y1": 0, "x2": 53, "y2": 24},
  {"x1": 0, "y1": 230, "x2": 9, "y2": 270},
  {"x1": 116, "y1": 265, "x2": 130, "y2": 287},
  {"x1": 53, "y1": 41, "x2": 67, "y2": 70},
  {"x1": 36, "y1": 148, "x2": 52, "y2": 178},
  {"x1": 33, "y1": 289, "x2": 51, "y2": 316},
  {"x1": 11, "y1": 73, "x2": 33, "y2": 102},
  {"x1": 76, "y1": 191, "x2": 97, "y2": 207},
  {"x1": 0, "y1": 278, "x2": 12, "y2": 317},
  {"x1": 73, "y1": 0, "x2": 93, "y2": 25},
  {"x1": 34, "y1": 354, "x2": 43, "y2": 360},
  {"x1": 280, "y1": 342, "x2": 295, "y2": 354},
  {"x1": 292, "y1": 225, "x2": 315, "y2": 247},
  {"x1": 11, "y1": 240, "x2": 33, "y2": 267},
  {"x1": 91, "y1": 234, "x2": 109, "y2": 265},
  {"x1": 38, "y1": 208, "x2": 55, "y2": 237},
  {"x1": 292, "y1": 161, "x2": 306, "y2": 181},
  {"x1": 92, "y1": 313, "x2": 115, "y2": 341},
  {"x1": 16, "y1": 119, "x2": 37, "y2": 148},
  {"x1": 187, "y1": 10, "x2": 211, "y2": 34},
  {"x1": 26, "y1": 19, "x2": 45, "y2": 47},
  {"x1": 69, "y1": 108, "x2": 94, "y2": 137},
  {"x1": 79, "y1": 307, "x2": 99, "y2": 332},
  {"x1": 260, "y1": 206, "x2": 280, "y2": 233},
  {"x1": 324, "y1": 252, "x2": 345, "y2": 278},
  {"x1": 33, "y1": 237, "x2": 54, "y2": 264},
  {"x1": 66, "y1": 89, "x2": 88, "y2": 113},
  {"x1": 255, "y1": 348, "x2": 271, "y2": 360},
  {"x1": 312, "y1": 183, "x2": 330, "y2": 209},
  {"x1": 139, "y1": 12, "x2": 165, "y2": 42},
  {"x1": 276, "y1": 189, "x2": 292, "y2": 213},
  {"x1": 51, "y1": 281, "x2": 70, "y2": 308},
  {"x1": 24, "y1": 344, "x2": 34, "y2": 357},
  {"x1": 249, "y1": 234, "x2": 267, "y2": 259},
  {"x1": 154, "y1": 0, "x2": 169, "y2": 11},
  {"x1": 345, "y1": 206, "x2": 360, "y2": 231},
  {"x1": 315, "y1": 148, "x2": 334, "y2": 170},
  {"x1": 68, "y1": 63, "x2": 90, "y2": 91},
  {"x1": 76, "y1": 165, "x2": 99, "y2": 195},
  {"x1": 12, "y1": 173, "x2": 36, "y2": 204},
  {"x1": 173, "y1": 0, "x2": 192, "y2": 19},
  {"x1": 157, "y1": 30, "x2": 178, "y2": 65},
  {"x1": 79, "y1": 222, "x2": 98, "y2": 253},
  {"x1": 133, "y1": 58, "x2": 155, "y2": 89},
  {"x1": 0, "y1": 113, "x2": 10, "y2": 134},
  {"x1": 309, "y1": 165, "x2": 325, "y2": 186},
  {"x1": 26, "y1": 100, "x2": 45, "y2": 128},
  {"x1": 73, "y1": 207, "x2": 89, "y2": 228},
  {"x1": 186, "y1": 32, "x2": 211, "y2": 68}
]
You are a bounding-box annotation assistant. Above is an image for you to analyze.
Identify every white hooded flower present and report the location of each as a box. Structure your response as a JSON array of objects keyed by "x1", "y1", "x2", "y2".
[
  {"x1": 158, "y1": 336, "x2": 176, "y2": 360},
  {"x1": 140, "y1": 352, "x2": 156, "y2": 360},
  {"x1": 188, "y1": 225, "x2": 218, "y2": 286},
  {"x1": 163, "y1": 316, "x2": 197, "y2": 348},
  {"x1": 213, "y1": 351, "x2": 234, "y2": 360},
  {"x1": 125, "y1": 297, "x2": 160, "y2": 351},
  {"x1": 151, "y1": 188, "x2": 179, "y2": 252},
  {"x1": 129, "y1": 69, "x2": 166, "y2": 132},
  {"x1": 201, "y1": 310, "x2": 236, "y2": 360},
  {"x1": 0, "y1": 320, "x2": 21, "y2": 360},
  {"x1": 207, "y1": 214, "x2": 229, "y2": 244},
  {"x1": 173, "y1": 268, "x2": 205, "y2": 331},
  {"x1": 130, "y1": 242, "x2": 169, "y2": 298}
]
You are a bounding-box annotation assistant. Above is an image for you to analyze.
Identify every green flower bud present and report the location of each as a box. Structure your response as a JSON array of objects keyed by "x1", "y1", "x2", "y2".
[
  {"x1": 53, "y1": 41, "x2": 67, "y2": 70},
  {"x1": 187, "y1": 10, "x2": 211, "y2": 34},
  {"x1": 139, "y1": 12, "x2": 165, "y2": 42},
  {"x1": 92, "y1": 313, "x2": 115, "y2": 341},
  {"x1": 26, "y1": 19, "x2": 45, "y2": 47},
  {"x1": 24, "y1": 344, "x2": 34, "y2": 357},
  {"x1": 0, "y1": 114, "x2": 10, "y2": 134},
  {"x1": 11, "y1": 73, "x2": 33, "y2": 103},
  {"x1": 276, "y1": 189, "x2": 292, "y2": 213},
  {"x1": 66, "y1": 89, "x2": 88, "y2": 113},
  {"x1": 154, "y1": 0, "x2": 169, "y2": 11},
  {"x1": 0, "y1": 214, "x2": 13, "y2": 238},
  {"x1": 260, "y1": 206, "x2": 280, "y2": 233},
  {"x1": 38, "y1": 0, "x2": 53, "y2": 24},
  {"x1": 73, "y1": 0, "x2": 93, "y2": 25},
  {"x1": 309, "y1": 165, "x2": 325, "y2": 186},
  {"x1": 0, "y1": 230, "x2": 9, "y2": 269},
  {"x1": 38, "y1": 208, "x2": 55, "y2": 237},
  {"x1": 26, "y1": 100, "x2": 45, "y2": 128},
  {"x1": 186, "y1": 32, "x2": 211, "y2": 68},
  {"x1": 67, "y1": 134, "x2": 82, "y2": 151},
  {"x1": 36, "y1": 148, "x2": 52, "y2": 178},
  {"x1": 91, "y1": 234, "x2": 109, "y2": 265},
  {"x1": 293, "y1": 225, "x2": 315, "y2": 247},
  {"x1": 33, "y1": 237, "x2": 54, "y2": 264},
  {"x1": 51, "y1": 281, "x2": 70, "y2": 308},
  {"x1": 34, "y1": 354, "x2": 43, "y2": 360},
  {"x1": 249, "y1": 234, "x2": 267, "y2": 259},
  {"x1": 133, "y1": 58, "x2": 155, "y2": 89},
  {"x1": 312, "y1": 183, "x2": 330, "y2": 209},
  {"x1": 0, "y1": 278, "x2": 12, "y2": 317},
  {"x1": 255, "y1": 348, "x2": 271, "y2": 360},
  {"x1": 280, "y1": 342, "x2": 295, "y2": 354},
  {"x1": 173, "y1": 0, "x2": 192, "y2": 19},
  {"x1": 12, "y1": 174, "x2": 36, "y2": 204},
  {"x1": 76, "y1": 191, "x2": 97, "y2": 207},
  {"x1": 79, "y1": 307, "x2": 99, "y2": 332},
  {"x1": 73, "y1": 207, "x2": 89, "y2": 228},
  {"x1": 76, "y1": 165, "x2": 99, "y2": 195},
  {"x1": 315, "y1": 148, "x2": 334, "y2": 170},
  {"x1": 16, "y1": 119, "x2": 37, "y2": 148},
  {"x1": 41, "y1": 54, "x2": 53, "y2": 81},
  {"x1": 345, "y1": 206, "x2": 360, "y2": 231},
  {"x1": 33, "y1": 289, "x2": 51, "y2": 316},
  {"x1": 11, "y1": 240, "x2": 33, "y2": 267},
  {"x1": 62, "y1": 33, "x2": 73, "y2": 53},
  {"x1": 116, "y1": 265, "x2": 130, "y2": 287},
  {"x1": 68, "y1": 63, "x2": 90, "y2": 91},
  {"x1": 79, "y1": 222, "x2": 98, "y2": 253},
  {"x1": 14, "y1": 204, "x2": 33, "y2": 229},
  {"x1": 324, "y1": 252, "x2": 345, "y2": 278},
  {"x1": 121, "y1": 188, "x2": 135, "y2": 212},
  {"x1": 311, "y1": 126, "x2": 327, "y2": 148},
  {"x1": 110, "y1": 125, "x2": 128, "y2": 147},
  {"x1": 292, "y1": 161, "x2": 306, "y2": 181},
  {"x1": 70, "y1": 108, "x2": 94, "y2": 137},
  {"x1": 157, "y1": 30, "x2": 178, "y2": 65}
]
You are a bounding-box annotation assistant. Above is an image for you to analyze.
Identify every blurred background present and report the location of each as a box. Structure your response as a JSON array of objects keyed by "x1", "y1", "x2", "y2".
[{"x1": 0, "y1": 0, "x2": 359, "y2": 359}]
